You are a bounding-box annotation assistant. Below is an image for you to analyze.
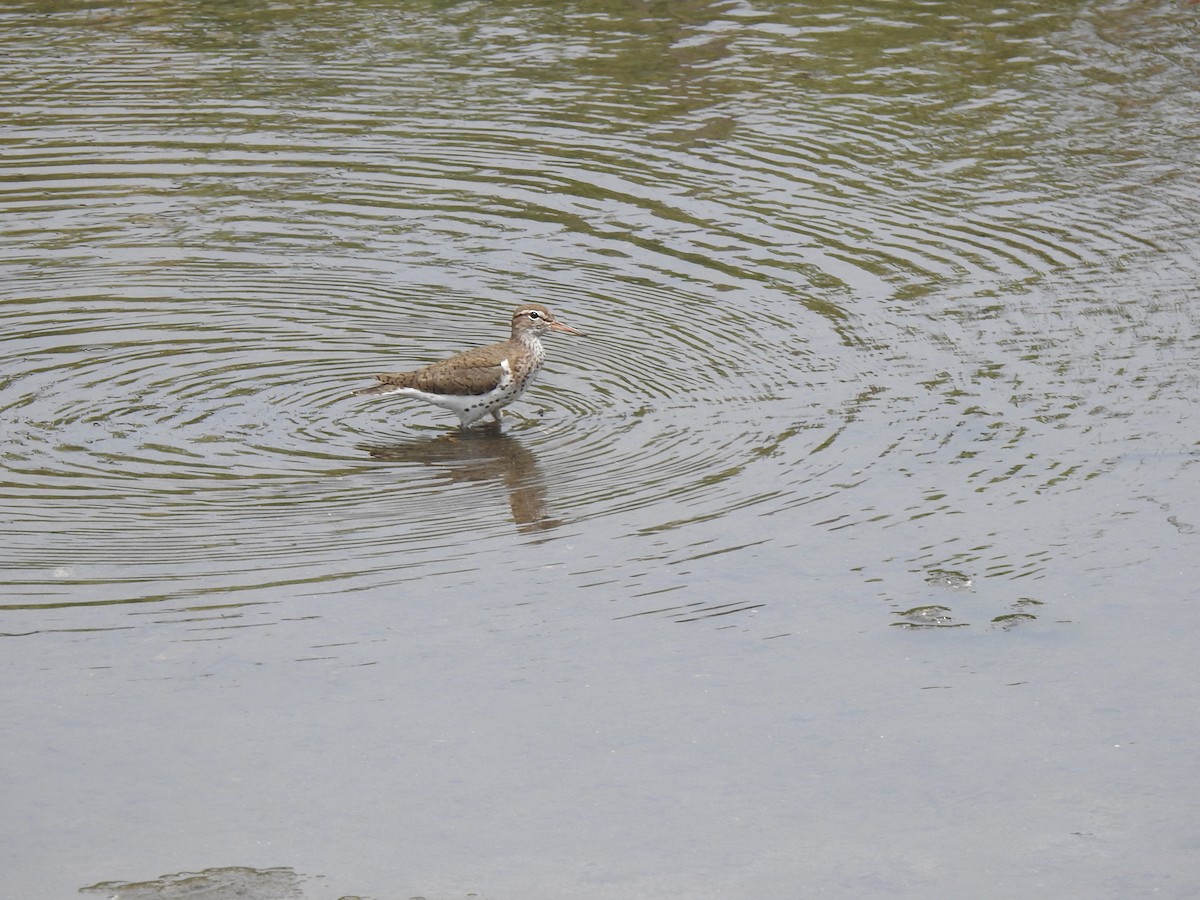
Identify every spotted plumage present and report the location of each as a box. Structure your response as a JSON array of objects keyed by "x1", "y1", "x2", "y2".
[{"x1": 355, "y1": 304, "x2": 583, "y2": 427}]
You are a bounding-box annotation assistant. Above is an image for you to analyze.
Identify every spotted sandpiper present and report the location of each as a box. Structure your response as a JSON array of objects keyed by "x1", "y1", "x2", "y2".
[{"x1": 355, "y1": 304, "x2": 584, "y2": 427}]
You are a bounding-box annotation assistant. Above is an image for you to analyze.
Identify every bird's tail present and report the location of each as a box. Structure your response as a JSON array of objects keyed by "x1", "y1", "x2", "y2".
[{"x1": 354, "y1": 376, "x2": 405, "y2": 396}]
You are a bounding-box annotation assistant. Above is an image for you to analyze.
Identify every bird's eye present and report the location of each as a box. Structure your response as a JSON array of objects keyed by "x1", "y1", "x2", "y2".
[{"x1": 528, "y1": 311, "x2": 542, "y2": 319}]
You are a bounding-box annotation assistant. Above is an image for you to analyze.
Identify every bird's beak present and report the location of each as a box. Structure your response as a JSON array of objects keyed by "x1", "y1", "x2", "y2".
[{"x1": 550, "y1": 320, "x2": 585, "y2": 336}]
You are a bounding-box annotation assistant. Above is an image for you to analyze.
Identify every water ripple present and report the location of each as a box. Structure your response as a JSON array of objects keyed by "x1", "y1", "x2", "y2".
[{"x1": 2, "y1": 0, "x2": 1198, "y2": 620}]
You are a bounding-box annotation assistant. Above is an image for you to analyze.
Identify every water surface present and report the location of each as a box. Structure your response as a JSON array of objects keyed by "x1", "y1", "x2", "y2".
[{"x1": 2, "y1": 1, "x2": 1199, "y2": 897}]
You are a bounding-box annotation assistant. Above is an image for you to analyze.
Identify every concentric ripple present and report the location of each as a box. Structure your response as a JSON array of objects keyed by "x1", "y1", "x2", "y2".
[{"x1": 2, "y1": 0, "x2": 1198, "y2": 622}]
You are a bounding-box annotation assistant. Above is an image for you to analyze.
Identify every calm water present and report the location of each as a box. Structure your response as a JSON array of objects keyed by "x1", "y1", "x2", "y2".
[{"x1": 2, "y1": 1, "x2": 1198, "y2": 897}]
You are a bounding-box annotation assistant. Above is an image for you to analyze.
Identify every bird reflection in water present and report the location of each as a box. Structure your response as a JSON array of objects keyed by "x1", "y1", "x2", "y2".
[{"x1": 358, "y1": 425, "x2": 562, "y2": 533}]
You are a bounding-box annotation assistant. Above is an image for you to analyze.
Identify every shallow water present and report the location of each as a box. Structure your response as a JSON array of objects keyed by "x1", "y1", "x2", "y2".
[{"x1": 2, "y1": 1, "x2": 1199, "y2": 898}]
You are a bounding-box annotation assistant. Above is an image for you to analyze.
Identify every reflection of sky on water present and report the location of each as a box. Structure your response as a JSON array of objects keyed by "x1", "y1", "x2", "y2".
[{"x1": 1, "y1": 1, "x2": 1198, "y2": 898}]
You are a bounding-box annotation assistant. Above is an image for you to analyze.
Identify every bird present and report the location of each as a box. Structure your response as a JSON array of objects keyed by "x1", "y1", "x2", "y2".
[{"x1": 355, "y1": 303, "x2": 584, "y2": 427}]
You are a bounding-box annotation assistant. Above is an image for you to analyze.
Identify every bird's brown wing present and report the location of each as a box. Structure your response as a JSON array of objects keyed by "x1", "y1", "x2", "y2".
[{"x1": 358, "y1": 341, "x2": 509, "y2": 396}]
